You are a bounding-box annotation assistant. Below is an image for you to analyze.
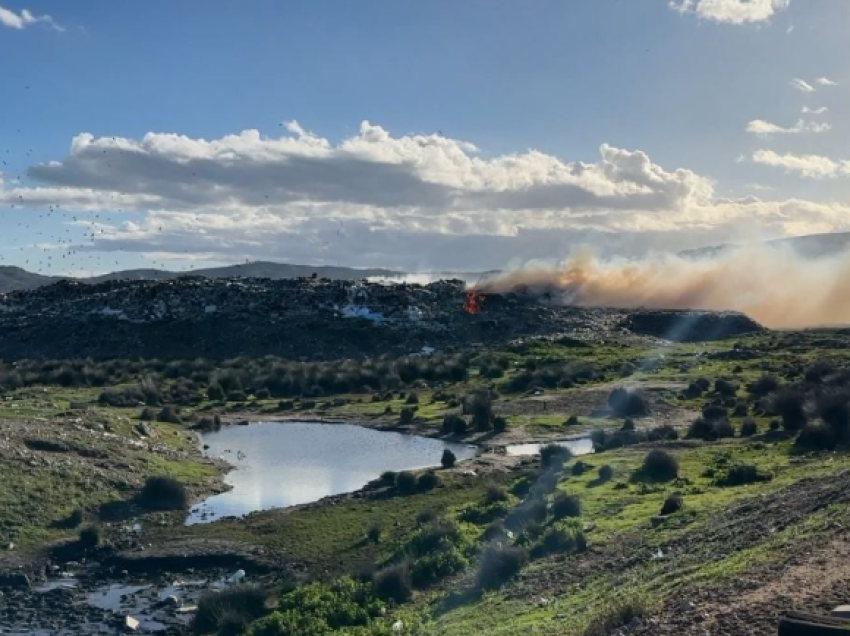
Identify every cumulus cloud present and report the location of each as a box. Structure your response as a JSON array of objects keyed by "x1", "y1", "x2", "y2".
[
  {"x1": 802, "y1": 106, "x2": 829, "y2": 115},
  {"x1": 816, "y1": 77, "x2": 839, "y2": 86},
  {"x1": 752, "y1": 149, "x2": 850, "y2": 179},
  {"x1": 745, "y1": 118, "x2": 831, "y2": 136},
  {"x1": 4, "y1": 121, "x2": 850, "y2": 270},
  {"x1": 790, "y1": 78, "x2": 815, "y2": 93},
  {"x1": 669, "y1": 0, "x2": 790, "y2": 24},
  {"x1": 0, "y1": 4, "x2": 62, "y2": 30}
]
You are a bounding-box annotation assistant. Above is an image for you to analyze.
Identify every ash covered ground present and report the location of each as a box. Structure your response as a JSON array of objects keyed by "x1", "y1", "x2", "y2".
[{"x1": 0, "y1": 276, "x2": 763, "y2": 360}]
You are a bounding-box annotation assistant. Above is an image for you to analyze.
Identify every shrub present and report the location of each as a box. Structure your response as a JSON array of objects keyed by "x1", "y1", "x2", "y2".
[
  {"x1": 441, "y1": 448, "x2": 456, "y2": 469},
  {"x1": 590, "y1": 428, "x2": 606, "y2": 450},
  {"x1": 540, "y1": 443, "x2": 571, "y2": 469},
  {"x1": 639, "y1": 450, "x2": 679, "y2": 482},
  {"x1": 396, "y1": 471, "x2": 418, "y2": 494},
  {"x1": 493, "y1": 416, "x2": 508, "y2": 433},
  {"x1": 192, "y1": 585, "x2": 267, "y2": 635},
  {"x1": 771, "y1": 387, "x2": 808, "y2": 431},
  {"x1": 571, "y1": 460, "x2": 589, "y2": 476},
  {"x1": 226, "y1": 391, "x2": 247, "y2": 402},
  {"x1": 484, "y1": 483, "x2": 509, "y2": 505},
  {"x1": 621, "y1": 418, "x2": 636, "y2": 431},
  {"x1": 598, "y1": 464, "x2": 614, "y2": 481},
  {"x1": 505, "y1": 498, "x2": 547, "y2": 532},
  {"x1": 659, "y1": 493, "x2": 683, "y2": 515},
  {"x1": 552, "y1": 492, "x2": 581, "y2": 519},
  {"x1": 714, "y1": 378, "x2": 739, "y2": 397},
  {"x1": 372, "y1": 563, "x2": 412, "y2": 603},
  {"x1": 732, "y1": 400, "x2": 748, "y2": 417},
  {"x1": 702, "y1": 404, "x2": 728, "y2": 421},
  {"x1": 379, "y1": 470, "x2": 396, "y2": 486},
  {"x1": 459, "y1": 502, "x2": 510, "y2": 525},
  {"x1": 748, "y1": 374, "x2": 780, "y2": 397},
  {"x1": 716, "y1": 463, "x2": 771, "y2": 486},
  {"x1": 139, "y1": 407, "x2": 155, "y2": 421},
  {"x1": 78, "y1": 526, "x2": 100, "y2": 549},
  {"x1": 465, "y1": 390, "x2": 494, "y2": 431},
  {"x1": 647, "y1": 424, "x2": 678, "y2": 441},
  {"x1": 411, "y1": 547, "x2": 468, "y2": 588},
  {"x1": 477, "y1": 546, "x2": 527, "y2": 590},
  {"x1": 815, "y1": 390, "x2": 850, "y2": 443},
  {"x1": 138, "y1": 476, "x2": 188, "y2": 510},
  {"x1": 399, "y1": 407, "x2": 416, "y2": 425},
  {"x1": 769, "y1": 419, "x2": 781, "y2": 432},
  {"x1": 415, "y1": 509, "x2": 437, "y2": 526},
  {"x1": 686, "y1": 418, "x2": 714, "y2": 440},
  {"x1": 608, "y1": 388, "x2": 649, "y2": 417},
  {"x1": 405, "y1": 392, "x2": 419, "y2": 405},
  {"x1": 566, "y1": 415, "x2": 580, "y2": 426},
  {"x1": 740, "y1": 417, "x2": 758, "y2": 437},
  {"x1": 795, "y1": 423, "x2": 836, "y2": 451},
  {"x1": 582, "y1": 595, "x2": 649, "y2": 636},
  {"x1": 533, "y1": 526, "x2": 586, "y2": 558},
  {"x1": 365, "y1": 523, "x2": 381, "y2": 544},
  {"x1": 483, "y1": 520, "x2": 508, "y2": 542},
  {"x1": 157, "y1": 405, "x2": 182, "y2": 424},
  {"x1": 712, "y1": 418, "x2": 735, "y2": 439},
  {"x1": 417, "y1": 471, "x2": 441, "y2": 491},
  {"x1": 408, "y1": 521, "x2": 462, "y2": 556}
]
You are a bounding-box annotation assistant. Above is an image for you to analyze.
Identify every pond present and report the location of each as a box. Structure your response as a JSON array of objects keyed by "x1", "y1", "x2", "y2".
[
  {"x1": 505, "y1": 437, "x2": 594, "y2": 457},
  {"x1": 187, "y1": 421, "x2": 477, "y2": 524}
]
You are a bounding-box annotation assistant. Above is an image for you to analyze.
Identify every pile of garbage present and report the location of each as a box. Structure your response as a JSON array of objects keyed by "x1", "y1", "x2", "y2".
[{"x1": 0, "y1": 277, "x2": 764, "y2": 360}]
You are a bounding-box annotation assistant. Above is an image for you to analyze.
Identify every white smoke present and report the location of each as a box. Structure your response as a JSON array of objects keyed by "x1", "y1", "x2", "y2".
[{"x1": 481, "y1": 245, "x2": 850, "y2": 329}]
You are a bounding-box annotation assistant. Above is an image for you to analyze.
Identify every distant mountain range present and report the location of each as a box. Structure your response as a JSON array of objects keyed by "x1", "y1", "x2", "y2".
[
  {"x1": 0, "y1": 262, "x2": 406, "y2": 294},
  {"x1": 679, "y1": 231, "x2": 850, "y2": 260}
]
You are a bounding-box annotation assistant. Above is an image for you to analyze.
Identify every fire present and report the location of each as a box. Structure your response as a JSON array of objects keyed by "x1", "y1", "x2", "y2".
[{"x1": 464, "y1": 288, "x2": 483, "y2": 315}]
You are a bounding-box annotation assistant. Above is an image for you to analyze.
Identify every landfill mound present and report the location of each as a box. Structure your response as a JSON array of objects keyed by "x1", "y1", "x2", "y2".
[{"x1": 0, "y1": 277, "x2": 765, "y2": 360}]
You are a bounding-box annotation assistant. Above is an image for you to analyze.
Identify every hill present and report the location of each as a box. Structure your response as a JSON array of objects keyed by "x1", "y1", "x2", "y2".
[
  {"x1": 0, "y1": 261, "x2": 404, "y2": 294},
  {"x1": 679, "y1": 231, "x2": 850, "y2": 260}
]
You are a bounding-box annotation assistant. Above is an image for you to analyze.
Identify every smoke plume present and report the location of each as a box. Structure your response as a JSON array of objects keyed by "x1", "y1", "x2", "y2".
[{"x1": 481, "y1": 245, "x2": 850, "y2": 329}]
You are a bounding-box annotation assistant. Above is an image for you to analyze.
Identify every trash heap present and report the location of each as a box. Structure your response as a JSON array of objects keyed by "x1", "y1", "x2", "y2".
[{"x1": 0, "y1": 276, "x2": 764, "y2": 360}]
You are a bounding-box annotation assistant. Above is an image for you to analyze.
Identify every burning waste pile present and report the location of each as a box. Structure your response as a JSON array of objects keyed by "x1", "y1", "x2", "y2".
[{"x1": 0, "y1": 272, "x2": 764, "y2": 360}]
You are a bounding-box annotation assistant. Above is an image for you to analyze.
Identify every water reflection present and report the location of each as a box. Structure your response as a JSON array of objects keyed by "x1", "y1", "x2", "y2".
[
  {"x1": 505, "y1": 437, "x2": 594, "y2": 457},
  {"x1": 187, "y1": 422, "x2": 476, "y2": 524}
]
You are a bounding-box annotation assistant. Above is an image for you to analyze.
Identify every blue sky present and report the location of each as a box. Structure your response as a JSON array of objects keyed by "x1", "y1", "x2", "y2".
[{"x1": 1, "y1": 0, "x2": 848, "y2": 274}]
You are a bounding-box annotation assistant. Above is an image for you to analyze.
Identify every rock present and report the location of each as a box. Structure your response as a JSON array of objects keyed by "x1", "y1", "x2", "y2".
[
  {"x1": 134, "y1": 422, "x2": 154, "y2": 438},
  {"x1": 0, "y1": 572, "x2": 30, "y2": 589},
  {"x1": 124, "y1": 615, "x2": 140, "y2": 632},
  {"x1": 163, "y1": 595, "x2": 180, "y2": 607}
]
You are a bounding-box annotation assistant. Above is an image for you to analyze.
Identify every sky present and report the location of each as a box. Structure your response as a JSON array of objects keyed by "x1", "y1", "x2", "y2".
[{"x1": 0, "y1": 0, "x2": 848, "y2": 275}]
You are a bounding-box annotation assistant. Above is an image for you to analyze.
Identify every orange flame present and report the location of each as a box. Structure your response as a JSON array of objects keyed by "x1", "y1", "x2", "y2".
[{"x1": 464, "y1": 289, "x2": 483, "y2": 315}]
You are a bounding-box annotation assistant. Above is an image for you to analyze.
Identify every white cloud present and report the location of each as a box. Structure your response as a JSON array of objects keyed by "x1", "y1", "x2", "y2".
[
  {"x1": 802, "y1": 106, "x2": 828, "y2": 115},
  {"x1": 0, "y1": 4, "x2": 62, "y2": 31},
  {"x1": 790, "y1": 78, "x2": 815, "y2": 93},
  {"x1": 669, "y1": 0, "x2": 790, "y2": 24},
  {"x1": 816, "y1": 77, "x2": 839, "y2": 86},
  {"x1": 4, "y1": 122, "x2": 850, "y2": 270},
  {"x1": 746, "y1": 118, "x2": 831, "y2": 136},
  {"x1": 752, "y1": 149, "x2": 850, "y2": 179}
]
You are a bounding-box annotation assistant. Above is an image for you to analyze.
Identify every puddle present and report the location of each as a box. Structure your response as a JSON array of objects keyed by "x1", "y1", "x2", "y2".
[
  {"x1": 188, "y1": 421, "x2": 476, "y2": 524},
  {"x1": 505, "y1": 437, "x2": 594, "y2": 457}
]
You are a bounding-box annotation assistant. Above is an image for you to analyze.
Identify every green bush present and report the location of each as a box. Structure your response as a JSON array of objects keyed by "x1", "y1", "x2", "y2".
[
  {"x1": 441, "y1": 448, "x2": 456, "y2": 469},
  {"x1": 660, "y1": 492, "x2": 683, "y2": 515},
  {"x1": 193, "y1": 585, "x2": 267, "y2": 635},
  {"x1": 639, "y1": 450, "x2": 679, "y2": 482},
  {"x1": 531, "y1": 525, "x2": 586, "y2": 558},
  {"x1": 373, "y1": 563, "x2": 412, "y2": 603},
  {"x1": 608, "y1": 388, "x2": 649, "y2": 417},
  {"x1": 417, "y1": 471, "x2": 440, "y2": 491},
  {"x1": 740, "y1": 417, "x2": 758, "y2": 437},
  {"x1": 138, "y1": 476, "x2": 188, "y2": 510},
  {"x1": 410, "y1": 547, "x2": 468, "y2": 588},
  {"x1": 477, "y1": 546, "x2": 527, "y2": 590},
  {"x1": 552, "y1": 492, "x2": 581, "y2": 519},
  {"x1": 396, "y1": 471, "x2": 417, "y2": 494},
  {"x1": 540, "y1": 443, "x2": 571, "y2": 469},
  {"x1": 78, "y1": 525, "x2": 100, "y2": 549},
  {"x1": 715, "y1": 463, "x2": 771, "y2": 486}
]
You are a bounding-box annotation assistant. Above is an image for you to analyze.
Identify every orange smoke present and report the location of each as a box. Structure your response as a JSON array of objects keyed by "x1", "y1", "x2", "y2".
[{"x1": 480, "y1": 246, "x2": 850, "y2": 329}]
